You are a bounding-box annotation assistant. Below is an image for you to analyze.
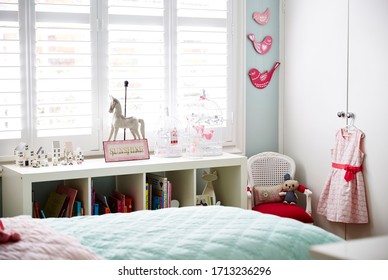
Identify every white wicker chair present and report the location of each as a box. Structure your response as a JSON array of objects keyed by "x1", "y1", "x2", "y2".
[{"x1": 247, "y1": 152, "x2": 313, "y2": 223}]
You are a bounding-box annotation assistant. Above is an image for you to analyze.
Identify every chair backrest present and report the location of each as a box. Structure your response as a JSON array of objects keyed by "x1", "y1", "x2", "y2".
[{"x1": 247, "y1": 152, "x2": 296, "y2": 187}]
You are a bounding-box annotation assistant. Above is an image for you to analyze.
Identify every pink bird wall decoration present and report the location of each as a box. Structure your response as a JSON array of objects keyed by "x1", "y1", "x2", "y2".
[
  {"x1": 252, "y1": 8, "x2": 270, "y2": 25},
  {"x1": 248, "y1": 62, "x2": 280, "y2": 89},
  {"x1": 247, "y1": 34, "x2": 272, "y2": 55}
]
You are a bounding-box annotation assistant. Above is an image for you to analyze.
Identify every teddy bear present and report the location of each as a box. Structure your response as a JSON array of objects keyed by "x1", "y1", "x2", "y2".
[
  {"x1": 0, "y1": 220, "x2": 21, "y2": 244},
  {"x1": 279, "y1": 173, "x2": 299, "y2": 205}
]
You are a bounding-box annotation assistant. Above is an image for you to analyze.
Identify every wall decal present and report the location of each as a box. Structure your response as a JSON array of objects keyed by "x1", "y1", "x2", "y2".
[
  {"x1": 247, "y1": 34, "x2": 272, "y2": 55},
  {"x1": 252, "y1": 8, "x2": 270, "y2": 25},
  {"x1": 248, "y1": 62, "x2": 280, "y2": 89}
]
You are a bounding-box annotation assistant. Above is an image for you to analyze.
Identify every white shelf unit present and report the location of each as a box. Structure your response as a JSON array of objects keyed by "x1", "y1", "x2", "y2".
[{"x1": 1, "y1": 153, "x2": 247, "y2": 217}]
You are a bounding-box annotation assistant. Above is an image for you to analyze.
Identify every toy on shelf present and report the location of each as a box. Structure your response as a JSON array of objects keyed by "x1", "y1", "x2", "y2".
[
  {"x1": 201, "y1": 170, "x2": 220, "y2": 205},
  {"x1": 14, "y1": 141, "x2": 84, "y2": 167},
  {"x1": 52, "y1": 140, "x2": 61, "y2": 166},
  {"x1": 107, "y1": 95, "x2": 145, "y2": 141},
  {"x1": 14, "y1": 143, "x2": 33, "y2": 167},
  {"x1": 34, "y1": 147, "x2": 49, "y2": 167},
  {"x1": 186, "y1": 90, "x2": 224, "y2": 157},
  {"x1": 75, "y1": 148, "x2": 85, "y2": 164}
]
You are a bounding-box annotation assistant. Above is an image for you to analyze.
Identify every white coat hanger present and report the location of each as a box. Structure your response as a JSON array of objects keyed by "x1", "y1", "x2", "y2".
[{"x1": 343, "y1": 112, "x2": 364, "y2": 138}]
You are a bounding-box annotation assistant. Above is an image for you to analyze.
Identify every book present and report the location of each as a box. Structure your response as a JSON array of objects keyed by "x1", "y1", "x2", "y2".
[
  {"x1": 167, "y1": 181, "x2": 172, "y2": 208},
  {"x1": 112, "y1": 191, "x2": 125, "y2": 213},
  {"x1": 151, "y1": 184, "x2": 162, "y2": 209},
  {"x1": 40, "y1": 209, "x2": 46, "y2": 219},
  {"x1": 43, "y1": 191, "x2": 68, "y2": 217},
  {"x1": 94, "y1": 203, "x2": 99, "y2": 215},
  {"x1": 33, "y1": 201, "x2": 40, "y2": 218},
  {"x1": 145, "y1": 183, "x2": 152, "y2": 210},
  {"x1": 91, "y1": 188, "x2": 96, "y2": 215},
  {"x1": 73, "y1": 200, "x2": 82, "y2": 216},
  {"x1": 95, "y1": 191, "x2": 110, "y2": 214},
  {"x1": 59, "y1": 196, "x2": 70, "y2": 217},
  {"x1": 56, "y1": 184, "x2": 78, "y2": 218},
  {"x1": 152, "y1": 195, "x2": 162, "y2": 210},
  {"x1": 108, "y1": 195, "x2": 122, "y2": 213},
  {"x1": 147, "y1": 173, "x2": 168, "y2": 209}
]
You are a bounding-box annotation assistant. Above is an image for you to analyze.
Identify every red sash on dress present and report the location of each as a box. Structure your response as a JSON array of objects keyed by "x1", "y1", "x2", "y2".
[{"x1": 332, "y1": 162, "x2": 362, "y2": 182}]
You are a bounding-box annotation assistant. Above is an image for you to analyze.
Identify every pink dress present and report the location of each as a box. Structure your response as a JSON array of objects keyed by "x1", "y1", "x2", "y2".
[{"x1": 317, "y1": 128, "x2": 368, "y2": 223}]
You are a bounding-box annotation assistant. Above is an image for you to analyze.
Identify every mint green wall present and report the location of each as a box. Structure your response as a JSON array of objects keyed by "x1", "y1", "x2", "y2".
[{"x1": 245, "y1": 0, "x2": 280, "y2": 157}]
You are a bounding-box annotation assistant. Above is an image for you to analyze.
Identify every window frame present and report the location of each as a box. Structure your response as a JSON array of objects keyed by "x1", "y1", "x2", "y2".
[{"x1": 0, "y1": 0, "x2": 245, "y2": 162}]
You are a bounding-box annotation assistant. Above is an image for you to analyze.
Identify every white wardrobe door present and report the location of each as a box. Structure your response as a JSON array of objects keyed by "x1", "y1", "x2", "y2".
[
  {"x1": 282, "y1": 0, "x2": 349, "y2": 237},
  {"x1": 346, "y1": 0, "x2": 388, "y2": 238}
]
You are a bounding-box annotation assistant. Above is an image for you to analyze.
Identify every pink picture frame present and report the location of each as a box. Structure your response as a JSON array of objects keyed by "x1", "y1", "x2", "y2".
[{"x1": 103, "y1": 139, "x2": 150, "y2": 162}]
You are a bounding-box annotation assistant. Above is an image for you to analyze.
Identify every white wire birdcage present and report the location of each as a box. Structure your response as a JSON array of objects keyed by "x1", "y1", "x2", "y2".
[
  {"x1": 154, "y1": 107, "x2": 184, "y2": 158},
  {"x1": 185, "y1": 90, "x2": 224, "y2": 157}
]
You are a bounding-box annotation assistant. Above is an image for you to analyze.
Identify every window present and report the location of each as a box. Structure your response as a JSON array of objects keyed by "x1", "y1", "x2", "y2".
[
  {"x1": 0, "y1": 0, "x2": 244, "y2": 160},
  {"x1": 0, "y1": 0, "x2": 22, "y2": 155}
]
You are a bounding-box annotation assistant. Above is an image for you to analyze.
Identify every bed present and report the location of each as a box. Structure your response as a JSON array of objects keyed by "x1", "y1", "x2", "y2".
[{"x1": 0, "y1": 206, "x2": 342, "y2": 260}]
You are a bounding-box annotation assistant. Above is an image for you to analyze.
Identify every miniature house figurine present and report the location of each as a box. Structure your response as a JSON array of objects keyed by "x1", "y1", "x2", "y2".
[
  {"x1": 14, "y1": 142, "x2": 29, "y2": 167},
  {"x1": 62, "y1": 141, "x2": 74, "y2": 165},
  {"x1": 36, "y1": 146, "x2": 49, "y2": 167},
  {"x1": 52, "y1": 141, "x2": 61, "y2": 166},
  {"x1": 75, "y1": 148, "x2": 84, "y2": 164}
]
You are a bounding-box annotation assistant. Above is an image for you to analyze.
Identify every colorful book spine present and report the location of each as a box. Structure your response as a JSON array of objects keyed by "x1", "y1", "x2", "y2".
[
  {"x1": 33, "y1": 201, "x2": 40, "y2": 218},
  {"x1": 145, "y1": 183, "x2": 149, "y2": 210},
  {"x1": 168, "y1": 181, "x2": 172, "y2": 208},
  {"x1": 108, "y1": 195, "x2": 123, "y2": 213},
  {"x1": 163, "y1": 180, "x2": 168, "y2": 208},
  {"x1": 147, "y1": 173, "x2": 168, "y2": 209},
  {"x1": 94, "y1": 203, "x2": 99, "y2": 215},
  {"x1": 74, "y1": 200, "x2": 82, "y2": 216}
]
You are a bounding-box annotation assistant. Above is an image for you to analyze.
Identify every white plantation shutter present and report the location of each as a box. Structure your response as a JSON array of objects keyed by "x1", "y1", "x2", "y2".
[
  {"x1": 106, "y1": 0, "x2": 166, "y2": 140},
  {"x1": 106, "y1": 0, "x2": 233, "y2": 143},
  {"x1": 0, "y1": 0, "x2": 23, "y2": 154},
  {"x1": 33, "y1": 0, "x2": 98, "y2": 150},
  {"x1": 0, "y1": 0, "x2": 241, "y2": 159},
  {"x1": 175, "y1": 0, "x2": 232, "y2": 141}
]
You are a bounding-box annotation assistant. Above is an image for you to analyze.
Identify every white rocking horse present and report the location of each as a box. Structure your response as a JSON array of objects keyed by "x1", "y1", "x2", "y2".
[{"x1": 107, "y1": 95, "x2": 145, "y2": 141}]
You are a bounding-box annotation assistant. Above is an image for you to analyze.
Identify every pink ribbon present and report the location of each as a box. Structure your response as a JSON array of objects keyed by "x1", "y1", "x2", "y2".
[{"x1": 332, "y1": 163, "x2": 362, "y2": 182}]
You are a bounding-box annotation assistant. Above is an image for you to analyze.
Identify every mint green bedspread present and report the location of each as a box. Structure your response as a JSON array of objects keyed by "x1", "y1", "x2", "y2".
[{"x1": 40, "y1": 206, "x2": 342, "y2": 260}]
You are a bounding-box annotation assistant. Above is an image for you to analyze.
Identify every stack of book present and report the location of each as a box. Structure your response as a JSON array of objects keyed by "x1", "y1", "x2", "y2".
[
  {"x1": 92, "y1": 189, "x2": 133, "y2": 215},
  {"x1": 36, "y1": 184, "x2": 79, "y2": 218},
  {"x1": 146, "y1": 173, "x2": 172, "y2": 210}
]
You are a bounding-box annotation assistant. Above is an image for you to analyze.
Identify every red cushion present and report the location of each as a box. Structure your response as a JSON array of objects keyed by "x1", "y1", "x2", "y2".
[{"x1": 252, "y1": 202, "x2": 314, "y2": 223}]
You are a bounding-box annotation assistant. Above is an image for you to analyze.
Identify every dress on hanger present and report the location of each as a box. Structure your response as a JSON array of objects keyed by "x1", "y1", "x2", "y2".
[{"x1": 317, "y1": 128, "x2": 368, "y2": 223}]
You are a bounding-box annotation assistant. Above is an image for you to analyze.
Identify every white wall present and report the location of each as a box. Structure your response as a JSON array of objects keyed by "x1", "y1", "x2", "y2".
[{"x1": 281, "y1": 0, "x2": 388, "y2": 239}]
